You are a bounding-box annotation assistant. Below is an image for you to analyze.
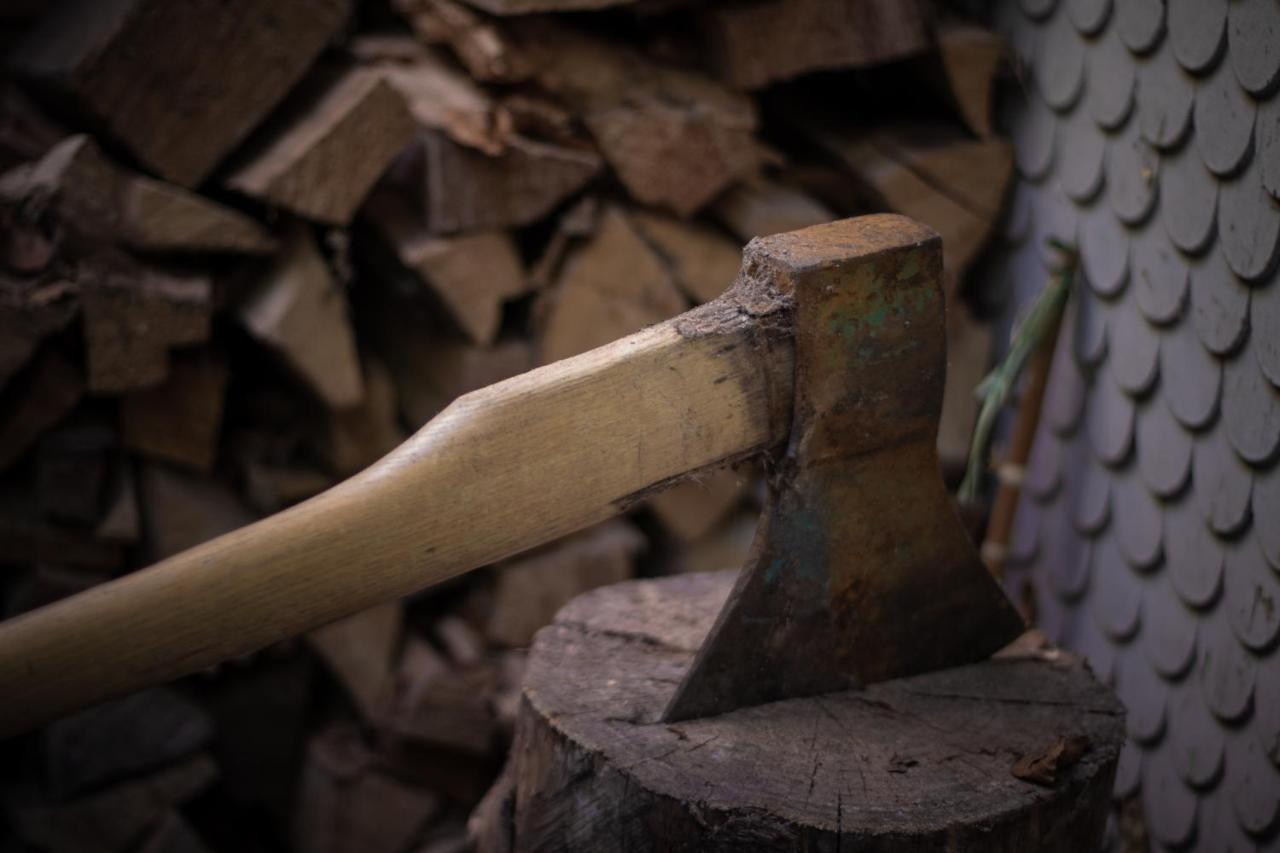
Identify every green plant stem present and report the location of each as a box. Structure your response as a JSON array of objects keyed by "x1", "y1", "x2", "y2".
[{"x1": 959, "y1": 242, "x2": 1076, "y2": 503}]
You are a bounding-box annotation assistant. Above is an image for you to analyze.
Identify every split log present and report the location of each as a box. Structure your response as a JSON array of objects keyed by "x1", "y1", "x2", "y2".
[
  {"x1": 378, "y1": 637, "x2": 498, "y2": 755},
  {"x1": 519, "y1": 23, "x2": 759, "y2": 216},
  {"x1": 391, "y1": 0, "x2": 532, "y2": 83},
  {"x1": 306, "y1": 602, "x2": 403, "y2": 722},
  {"x1": 120, "y1": 352, "x2": 229, "y2": 472},
  {"x1": 96, "y1": 463, "x2": 141, "y2": 543},
  {"x1": 0, "y1": 491, "x2": 122, "y2": 573},
  {"x1": 80, "y1": 259, "x2": 212, "y2": 393},
  {"x1": 244, "y1": 464, "x2": 334, "y2": 514},
  {"x1": 484, "y1": 520, "x2": 643, "y2": 648},
  {"x1": 365, "y1": 190, "x2": 528, "y2": 344},
  {"x1": 138, "y1": 813, "x2": 211, "y2": 853},
  {"x1": 419, "y1": 128, "x2": 601, "y2": 232},
  {"x1": 43, "y1": 688, "x2": 214, "y2": 801},
  {"x1": 0, "y1": 81, "x2": 65, "y2": 170},
  {"x1": 923, "y1": 23, "x2": 1006, "y2": 140},
  {"x1": 468, "y1": 759, "x2": 515, "y2": 853},
  {"x1": 702, "y1": 0, "x2": 931, "y2": 90},
  {"x1": 362, "y1": 42, "x2": 512, "y2": 155},
  {"x1": 536, "y1": 206, "x2": 686, "y2": 363},
  {"x1": 294, "y1": 725, "x2": 442, "y2": 853},
  {"x1": 937, "y1": 300, "x2": 993, "y2": 473},
  {"x1": 323, "y1": 357, "x2": 406, "y2": 477},
  {"x1": 509, "y1": 571, "x2": 1124, "y2": 852},
  {"x1": 239, "y1": 228, "x2": 364, "y2": 409},
  {"x1": 0, "y1": 347, "x2": 82, "y2": 472},
  {"x1": 436, "y1": 615, "x2": 487, "y2": 667},
  {"x1": 0, "y1": 136, "x2": 276, "y2": 255},
  {"x1": 11, "y1": 0, "x2": 352, "y2": 186},
  {"x1": 367, "y1": 277, "x2": 533, "y2": 424},
  {"x1": 710, "y1": 177, "x2": 835, "y2": 241},
  {"x1": 646, "y1": 466, "x2": 750, "y2": 543},
  {"x1": 226, "y1": 68, "x2": 417, "y2": 225},
  {"x1": 36, "y1": 417, "x2": 115, "y2": 525},
  {"x1": 138, "y1": 464, "x2": 255, "y2": 561},
  {"x1": 202, "y1": 651, "x2": 314, "y2": 823},
  {"x1": 451, "y1": 0, "x2": 636, "y2": 14},
  {"x1": 0, "y1": 273, "x2": 77, "y2": 385},
  {"x1": 3, "y1": 755, "x2": 217, "y2": 853},
  {"x1": 796, "y1": 120, "x2": 1013, "y2": 283},
  {"x1": 631, "y1": 211, "x2": 741, "y2": 304}
]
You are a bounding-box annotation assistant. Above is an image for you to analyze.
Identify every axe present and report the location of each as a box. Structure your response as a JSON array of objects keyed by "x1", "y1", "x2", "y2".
[{"x1": 0, "y1": 214, "x2": 1024, "y2": 736}]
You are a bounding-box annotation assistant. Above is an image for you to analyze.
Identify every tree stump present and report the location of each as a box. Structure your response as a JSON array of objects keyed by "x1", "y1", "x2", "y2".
[{"x1": 504, "y1": 571, "x2": 1124, "y2": 852}]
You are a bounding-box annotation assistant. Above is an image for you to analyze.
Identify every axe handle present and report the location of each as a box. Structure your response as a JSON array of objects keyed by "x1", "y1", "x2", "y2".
[{"x1": 0, "y1": 305, "x2": 791, "y2": 737}]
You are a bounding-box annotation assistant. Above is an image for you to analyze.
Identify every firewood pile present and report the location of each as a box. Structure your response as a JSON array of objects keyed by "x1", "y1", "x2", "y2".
[{"x1": 0, "y1": 0, "x2": 1015, "y2": 850}]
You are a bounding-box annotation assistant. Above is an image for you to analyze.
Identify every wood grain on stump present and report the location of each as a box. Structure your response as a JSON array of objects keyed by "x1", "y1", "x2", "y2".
[{"x1": 510, "y1": 571, "x2": 1124, "y2": 852}]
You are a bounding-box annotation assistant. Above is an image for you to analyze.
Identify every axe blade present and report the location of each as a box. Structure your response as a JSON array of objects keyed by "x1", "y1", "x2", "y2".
[{"x1": 663, "y1": 215, "x2": 1025, "y2": 722}]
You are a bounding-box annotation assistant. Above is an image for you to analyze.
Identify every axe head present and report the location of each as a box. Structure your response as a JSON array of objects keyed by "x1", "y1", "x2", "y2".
[{"x1": 663, "y1": 215, "x2": 1025, "y2": 722}]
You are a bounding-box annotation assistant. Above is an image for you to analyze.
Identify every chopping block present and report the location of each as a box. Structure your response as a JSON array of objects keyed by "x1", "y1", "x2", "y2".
[
  {"x1": 0, "y1": 216, "x2": 1123, "y2": 850},
  {"x1": 472, "y1": 217, "x2": 1123, "y2": 852}
]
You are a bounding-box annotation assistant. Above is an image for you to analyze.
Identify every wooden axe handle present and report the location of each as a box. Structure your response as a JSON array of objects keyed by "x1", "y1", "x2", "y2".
[{"x1": 0, "y1": 295, "x2": 793, "y2": 736}]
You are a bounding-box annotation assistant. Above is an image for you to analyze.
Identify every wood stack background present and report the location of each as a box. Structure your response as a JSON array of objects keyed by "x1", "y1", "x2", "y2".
[{"x1": 0, "y1": 1, "x2": 1017, "y2": 851}]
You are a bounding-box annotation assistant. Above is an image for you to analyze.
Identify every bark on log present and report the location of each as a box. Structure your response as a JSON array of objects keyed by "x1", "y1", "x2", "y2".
[{"x1": 509, "y1": 571, "x2": 1124, "y2": 852}]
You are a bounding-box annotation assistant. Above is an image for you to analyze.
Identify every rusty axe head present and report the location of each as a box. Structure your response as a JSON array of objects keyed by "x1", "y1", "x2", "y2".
[{"x1": 664, "y1": 215, "x2": 1025, "y2": 722}]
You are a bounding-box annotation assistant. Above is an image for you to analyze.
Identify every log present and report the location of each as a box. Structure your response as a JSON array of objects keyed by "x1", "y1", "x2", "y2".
[
  {"x1": 11, "y1": 0, "x2": 352, "y2": 187},
  {"x1": 537, "y1": 205, "x2": 686, "y2": 363},
  {"x1": 324, "y1": 356, "x2": 407, "y2": 477},
  {"x1": 365, "y1": 190, "x2": 528, "y2": 344},
  {"x1": 36, "y1": 416, "x2": 115, "y2": 525},
  {"x1": 0, "y1": 136, "x2": 276, "y2": 255},
  {"x1": 710, "y1": 177, "x2": 835, "y2": 242},
  {"x1": 80, "y1": 258, "x2": 212, "y2": 393},
  {"x1": 306, "y1": 602, "x2": 403, "y2": 722},
  {"x1": 391, "y1": 0, "x2": 532, "y2": 83},
  {"x1": 510, "y1": 571, "x2": 1124, "y2": 852},
  {"x1": 3, "y1": 755, "x2": 217, "y2": 853},
  {"x1": 702, "y1": 0, "x2": 931, "y2": 90},
  {"x1": 518, "y1": 23, "x2": 759, "y2": 216},
  {"x1": 484, "y1": 520, "x2": 643, "y2": 648},
  {"x1": 43, "y1": 688, "x2": 214, "y2": 801},
  {"x1": 96, "y1": 463, "x2": 141, "y2": 543},
  {"x1": 138, "y1": 463, "x2": 256, "y2": 561},
  {"x1": 923, "y1": 23, "x2": 1006, "y2": 140},
  {"x1": 937, "y1": 299, "x2": 992, "y2": 473},
  {"x1": 138, "y1": 813, "x2": 211, "y2": 853},
  {"x1": 377, "y1": 636, "x2": 498, "y2": 755},
  {"x1": 453, "y1": 0, "x2": 635, "y2": 14},
  {"x1": 293, "y1": 726, "x2": 442, "y2": 853},
  {"x1": 419, "y1": 128, "x2": 601, "y2": 232},
  {"x1": 0, "y1": 81, "x2": 65, "y2": 171},
  {"x1": 0, "y1": 273, "x2": 77, "y2": 385},
  {"x1": 238, "y1": 228, "x2": 364, "y2": 409},
  {"x1": 0, "y1": 491, "x2": 122, "y2": 573},
  {"x1": 0, "y1": 348, "x2": 83, "y2": 472},
  {"x1": 631, "y1": 211, "x2": 741, "y2": 305},
  {"x1": 646, "y1": 465, "x2": 750, "y2": 543},
  {"x1": 120, "y1": 352, "x2": 229, "y2": 472},
  {"x1": 363, "y1": 43, "x2": 512, "y2": 155},
  {"x1": 796, "y1": 120, "x2": 1013, "y2": 283},
  {"x1": 226, "y1": 68, "x2": 417, "y2": 225}
]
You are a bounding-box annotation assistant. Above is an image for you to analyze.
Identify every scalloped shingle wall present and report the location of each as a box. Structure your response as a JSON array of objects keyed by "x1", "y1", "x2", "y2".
[{"x1": 992, "y1": 0, "x2": 1280, "y2": 849}]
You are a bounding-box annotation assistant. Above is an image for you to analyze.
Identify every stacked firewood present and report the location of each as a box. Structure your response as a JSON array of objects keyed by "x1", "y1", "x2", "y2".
[{"x1": 0, "y1": 0, "x2": 1014, "y2": 850}]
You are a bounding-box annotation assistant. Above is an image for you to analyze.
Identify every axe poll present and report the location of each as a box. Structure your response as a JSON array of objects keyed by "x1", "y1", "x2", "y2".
[{"x1": 0, "y1": 214, "x2": 1023, "y2": 736}]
